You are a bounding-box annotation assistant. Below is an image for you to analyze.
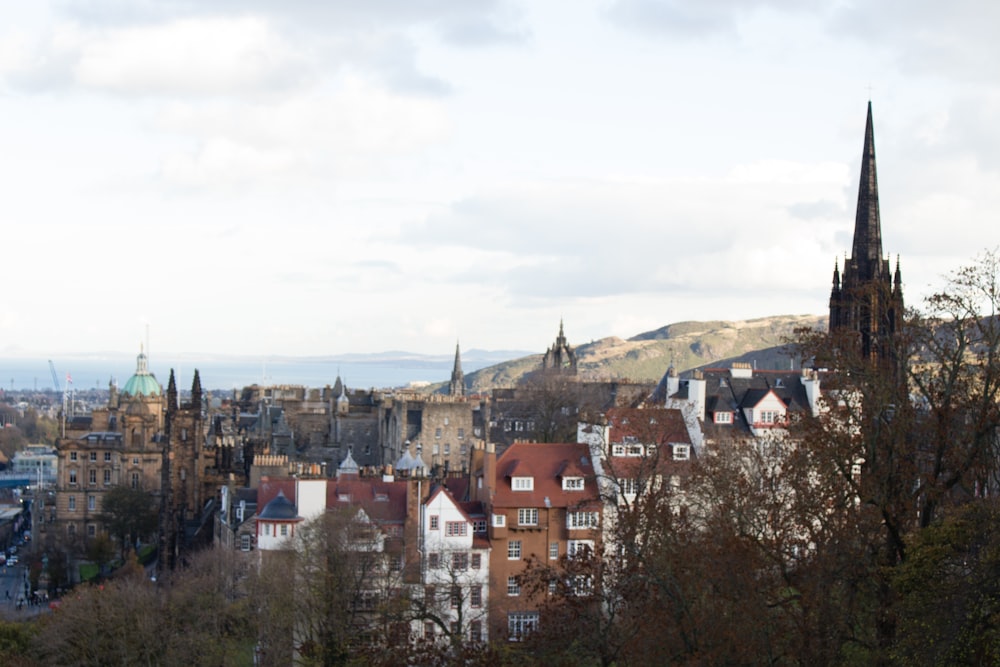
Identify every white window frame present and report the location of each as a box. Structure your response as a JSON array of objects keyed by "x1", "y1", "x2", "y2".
[
  {"x1": 568, "y1": 540, "x2": 595, "y2": 559},
  {"x1": 492, "y1": 513, "x2": 506, "y2": 527},
  {"x1": 508, "y1": 540, "x2": 522, "y2": 560},
  {"x1": 673, "y1": 444, "x2": 691, "y2": 461},
  {"x1": 506, "y1": 576, "x2": 520, "y2": 596},
  {"x1": 714, "y1": 411, "x2": 732, "y2": 424},
  {"x1": 567, "y1": 511, "x2": 599, "y2": 529},
  {"x1": 517, "y1": 508, "x2": 538, "y2": 526},
  {"x1": 562, "y1": 477, "x2": 584, "y2": 491},
  {"x1": 512, "y1": 477, "x2": 534, "y2": 491},
  {"x1": 508, "y1": 611, "x2": 538, "y2": 639}
]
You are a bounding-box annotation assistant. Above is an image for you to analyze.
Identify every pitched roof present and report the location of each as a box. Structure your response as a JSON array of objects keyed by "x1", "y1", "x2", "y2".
[{"x1": 493, "y1": 442, "x2": 599, "y2": 510}]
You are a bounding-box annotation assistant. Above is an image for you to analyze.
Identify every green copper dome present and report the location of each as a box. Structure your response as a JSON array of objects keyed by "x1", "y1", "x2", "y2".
[{"x1": 121, "y1": 349, "x2": 161, "y2": 398}]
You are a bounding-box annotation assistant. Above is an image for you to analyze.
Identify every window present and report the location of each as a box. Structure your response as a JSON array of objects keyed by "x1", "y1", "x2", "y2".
[
  {"x1": 132, "y1": 457, "x2": 140, "y2": 466},
  {"x1": 89, "y1": 452, "x2": 97, "y2": 462},
  {"x1": 511, "y1": 477, "x2": 533, "y2": 491},
  {"x1": 264, "y1": 524, "x2": 271, "y2": 536},
  {"x1": 492, "y1": 514, "x2": 506, "y2": 528},
  {"x1": 435, "y1": 427, "x2": 442, "y2": 439},
  {"x1": 425, "y1": 585, "x2": 436, "y2": 603},
  {"x1": 443, "y1": 443, "x2": 450, "y2": 456},
  {"x1": 470, "y1": 585, "x2": 482, "y2": 607},
  {"x1": 627, "y1": 445, "x2": 643, "y2": 457},
  {"x1": 673, "y1": 444, "x2": 691, "y2": 461},
  {"x1": 518, "y1": 508, "x2": 538, "y2": 526},
  {"x1": 507, "y1": 576, "x2": 520, "y2": 596},
  {"x1": 715, "y1": 411, "x2": 732, "y2": 424},
  {"x1": 473, "y1": 519, "x2": 487, "y2": 534},
  {"x1": 69, "y1": 470, "x2": 77, "y2": 485},
  {"x1": 621, "y1": 478, "x2": 639, "y2": 496},
  {"x1": 562, "y1": 477, "x2": 584, "y2": 490},
  {"x1": 452, "y1": 552, "x2": 469, "y2": 571},
  {"x1": 451, "y1": 585, "x2": 461, "y2": 608},
  {"x1": 89, "y1": 469, "x2": 96, "y2": 485},
  {"x1": 568, "y1": 540, "x2": 594, "y2": 559},
  {"x1": 612, "y1": 444, "x2": 625, "y2": 456},
  {"x1": 430, "y1": 515, "x2": 439, "y2": 530},
  {"x1": 433, "y1": 444, "x2": 440, "y2": 455},
  {"x1": 131, "y1": 473, "x2": 139, "y2": 489},
  {"x1": 471, "y1": 553, "x2": 481, "y2": 569},
  {"x1": 444, "y1": 417, "x2": 449, "y2": 426},
  {"x1": 424, "y1": 622, "x2": 435, "y2": 640},
  {"x1": 103, "y1": 469, "x2": 111, "y2": 485},
  {"x1": 508, "y1": 540, "x2": 522, "y2": 560},
  {"x1": 567, "y1": 511, "x2": 600, "y2": 529},
  {"x1": 428, "y1": 553, "x2": 440, "y2": 569},
  {"x1": 280, "y1": 524, "x2": 288, "y2": 537},
  {"x1": 508, "y1": 612, "x2": 539, "y2": 640},
  {"x1": 549, "y1": 542, "x2": 558, "y2": 560},
  {"x1": 70, "y1": 452, "x2": 77, "y2": 462},
  {"x1": 67, "y1": 496, "x2": 76, "y2": 511},
  {"x1": 470, "y1": 620, "x2": 482, "y2": 643},
  {"x1": 458, "y1": 428, "x2": 465, "y2": 440},
  {"x1": 104, "y1": 452, "x2": 112, "y2": 462},
  {"x1": 87, "y1": 496, "x2": 96, "y2": 511},
  {"x1": 87, "y1": 524, "x2": 96, "y2": 537},
  {"x1": 758, "y1": 410, "x2": 778, "y2": 424},
  {"x1": 446, "y1": 521, "x2": 467, "y2": 536}
]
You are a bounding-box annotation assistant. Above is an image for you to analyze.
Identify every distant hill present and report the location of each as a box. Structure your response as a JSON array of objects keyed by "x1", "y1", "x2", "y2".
[{"x1": 463, "y1": 314, "x2": 826, "y2": 392}]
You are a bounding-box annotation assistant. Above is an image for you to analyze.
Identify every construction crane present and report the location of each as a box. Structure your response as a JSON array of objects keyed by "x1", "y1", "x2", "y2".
[
  {"x1": 48, "y1": 360, "x2": 61, "y2": 394},
  {"x1": 48, "y1": 360, "x2": 68, "y2": 437}
]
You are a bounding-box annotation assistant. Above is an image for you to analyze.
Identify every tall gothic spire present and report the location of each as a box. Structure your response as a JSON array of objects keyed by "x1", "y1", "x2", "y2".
[
  {"x1": 851, "y1": 101, "x2": 884, "y2": 282},
  {"x1": 449, "y1": 341, "x2": 465, "y2": 397},
  {"x1": 828, "y1": 102, "x2": 904, "y2": 372}
]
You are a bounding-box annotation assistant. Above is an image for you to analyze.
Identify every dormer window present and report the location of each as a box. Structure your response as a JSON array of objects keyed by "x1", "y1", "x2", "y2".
[
  {"x1": 562, "y1": 477, "x2": 584, "y2": 491},
  {"x1": 672, "y1": 445, "x2": 691, "y2": 461},
  {"x1": 512, "y1": 477, "x2": 534, "y2": 491},
  {"x1": 714, "y1": 412, "x2": 732, "y2": 424},
  {"x1": 626, "y1": 445, "x2": 643, "y2": 457},
  {"x1": 611, "y1": 444, "x2": 625, "y2": 457}
]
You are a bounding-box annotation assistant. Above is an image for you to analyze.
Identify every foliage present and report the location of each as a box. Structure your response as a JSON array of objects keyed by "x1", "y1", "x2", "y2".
[
  {"x1": 97, "y1": 485, "x2": 158, "y2": 557},
  {"x1": 34, "y1": 548, "x2": 253, "y2": 666}
]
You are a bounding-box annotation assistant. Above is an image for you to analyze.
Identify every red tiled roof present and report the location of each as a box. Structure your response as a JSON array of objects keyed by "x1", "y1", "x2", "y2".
[
  {"x1": 328, "y1": 479, "x2": 409, "y2": 525},
  {"x1": 493, "y1": 442, "x2": 599, "y2": 510}
]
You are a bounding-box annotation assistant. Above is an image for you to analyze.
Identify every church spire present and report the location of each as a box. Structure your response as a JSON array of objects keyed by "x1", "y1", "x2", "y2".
[
  {"x1": 449, "y1": 341, "x2": 465, "y2": 397},
  {"x1": 851, "y1": 101, "x2": 884, "y2": 281}
]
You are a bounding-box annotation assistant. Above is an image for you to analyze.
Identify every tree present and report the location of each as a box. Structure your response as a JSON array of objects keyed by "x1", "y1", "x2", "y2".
[
  {"x1": 97, "y1": 485, "x2": 158, "y2": 558},
  {"x1": 790, "y1": 249, "x2": 1000, "y2": 662}
]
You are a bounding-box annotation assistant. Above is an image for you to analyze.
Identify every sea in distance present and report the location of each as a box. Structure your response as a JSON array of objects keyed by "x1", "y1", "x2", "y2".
[{"x1": 0, "y1": 351, "x2": 527, "y2": 394}]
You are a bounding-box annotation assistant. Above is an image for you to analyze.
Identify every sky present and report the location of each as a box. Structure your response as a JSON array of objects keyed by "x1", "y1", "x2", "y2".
[{"x1": 1, "y1": 0, "x2": 998, "y2": 360}]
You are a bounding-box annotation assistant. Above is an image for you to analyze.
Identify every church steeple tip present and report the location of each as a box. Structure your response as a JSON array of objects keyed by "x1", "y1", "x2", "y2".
[
  {"x1": 852, "y1": 101, "x2": 883, "y2": 277},
  {"x1": 449, "y1": 341, "x2": 465, "y2": 397}
]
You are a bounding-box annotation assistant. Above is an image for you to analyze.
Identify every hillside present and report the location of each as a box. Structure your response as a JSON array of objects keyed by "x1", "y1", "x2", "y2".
[{"x1": 463, "y1": 314, "x2": 826, "y2": 392}]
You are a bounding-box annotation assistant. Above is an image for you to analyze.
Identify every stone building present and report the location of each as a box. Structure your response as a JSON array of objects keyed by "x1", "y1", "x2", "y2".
[{"x1": 829, "y1": 102, "x2": 904, "y2": 371}]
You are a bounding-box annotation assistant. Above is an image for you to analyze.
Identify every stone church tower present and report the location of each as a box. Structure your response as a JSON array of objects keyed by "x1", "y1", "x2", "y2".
[
  {"x1": 542, "y1": 320, "x2": 578, "y2": 375},
  {"x1": 829, "y1": 102, "x2": 904, "y2": 370},
  {"x1": 159, "y1": 369, "x2": 208, "y2": 573}
]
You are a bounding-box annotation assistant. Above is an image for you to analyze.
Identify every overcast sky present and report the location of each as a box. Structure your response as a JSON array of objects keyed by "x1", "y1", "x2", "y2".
[{"x1": 1, "y1": 1, "x2": 997, "y2": 359}]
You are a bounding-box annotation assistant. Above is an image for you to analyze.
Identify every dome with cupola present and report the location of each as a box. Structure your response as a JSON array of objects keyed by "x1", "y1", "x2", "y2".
[{"x1": 121, "y1": 347, "x2": 162, "y2": 398}]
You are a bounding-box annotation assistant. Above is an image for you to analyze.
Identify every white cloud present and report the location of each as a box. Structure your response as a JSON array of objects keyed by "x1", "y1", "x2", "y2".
[{"x1": 75, "y1": 17, "x2": 314, "y2": 95}]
